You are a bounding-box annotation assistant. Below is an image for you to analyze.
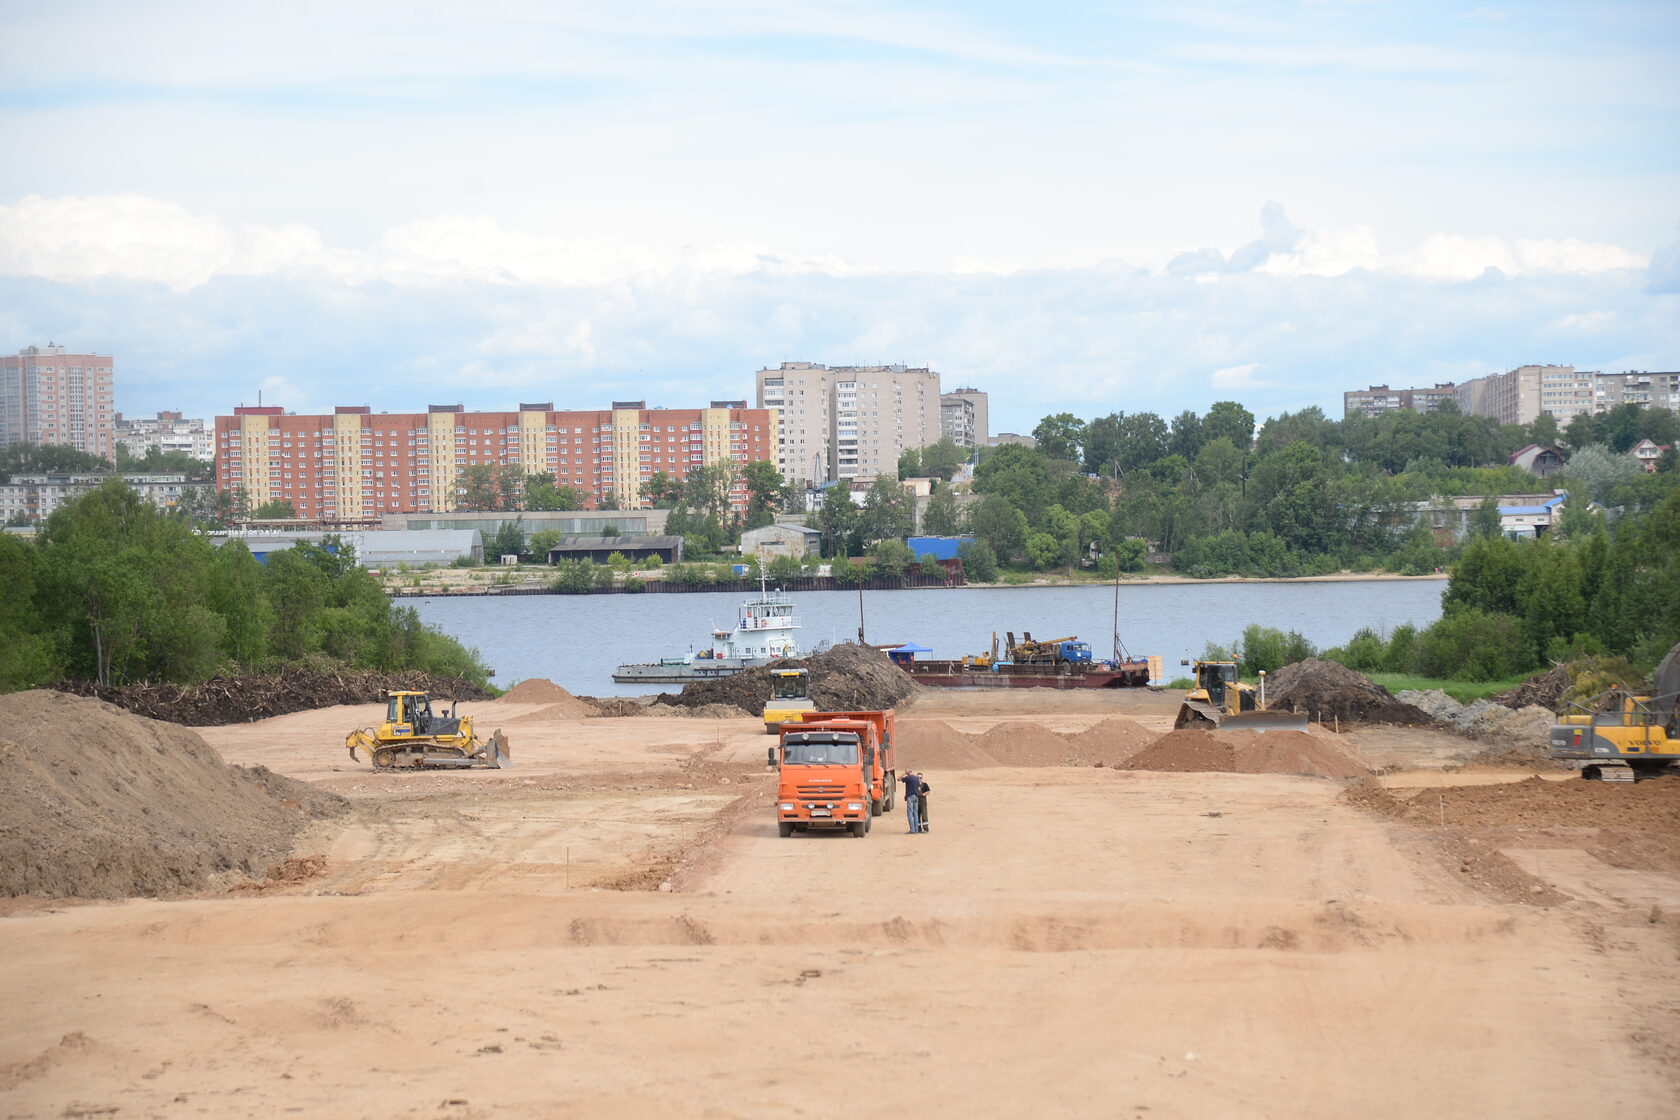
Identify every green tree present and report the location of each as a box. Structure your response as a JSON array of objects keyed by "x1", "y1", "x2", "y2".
[
  {"x1": 1470, "y1": 495, "x2": 1502, "y2": 539},
  {"x1": 454, "y1": 464, "x2": 501, "y2": 510},
  {"x1": 741, "y1": 460, "x2": 788, "y2": 529},
  {"x1": 968, "y1": 493, "x2": 1028, "y2": 563},
  {"x1": 524, "y1": 471, "x2": 583, "y2": 511},
  {"x1": 1031, "y1": 413, "x2": 1085, "y2": 462},
  {"x1": 816, "y1": 484, "x2": 858, "y2": 558},
  {"x1": 918, "y1": 439, "x2": 967, "y2": 481},
  {"x1": 0, "y1": 441, "x2": 113, "y2": 482},
  {"x1": 921, "y1": 487, "x2": 961, "y2": 536},
  {"x1": 641, "y1": 471, "x2": 684, "y2": 508},
  {"x1": 859, "y1": 476, "x2": 915, "y2": 543},
  {"x1": 867, "y1": 538, "x2": 915, "y2": 579},
  {"x1": 0, "y1": 535, "x2": 55, "y2": 688},
  {"x1": 1202, "y1": 401, "x2": 1256, "y2": 451},
  {"x1": 528, "y1": 528, "x2": 560, "y2": 560},
  {"x1": 251, "y1": 499, "x2": 297, "y2": 519},
  {"x1": 897, "y1": 447, "x2": 921, "y2": 479},
  {"x1": 486, "y1": 517, "x2": 527, "y2": 560},
  {"x1": 957, "y1": 539, "x2": 998, "y2": 582}
]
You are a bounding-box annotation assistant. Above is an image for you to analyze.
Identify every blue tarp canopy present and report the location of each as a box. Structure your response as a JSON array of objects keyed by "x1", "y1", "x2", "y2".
[{"x1": 887, "y1": 643, "x2": 933, "y2": 653}]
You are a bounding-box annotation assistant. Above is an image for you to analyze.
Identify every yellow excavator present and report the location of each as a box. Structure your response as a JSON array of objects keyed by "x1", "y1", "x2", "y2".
[
  {"x1": 1174, "y1": 660, "x2": 1309, "y2": 732},
  {"x1": 346, "y1": 690, "x2": 512, "y2": 770},
  {"x1": 763, "y1": 667, "x2": 816, "y2": 734},
  {"x1": 1549, "y1": 643, "x2": 1680, "y2": 782}
]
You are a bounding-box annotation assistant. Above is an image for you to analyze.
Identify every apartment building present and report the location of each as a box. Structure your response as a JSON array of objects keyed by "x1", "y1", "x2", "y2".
[
  {"x1": 1342, "y1": 383, "x2": 1457, "y2": 418},
  {"x1": 1594, "y1": 370, "x2": 1680, "y2": 412},
  {"x1": 0, "y1": 344, "x2": 117, "y2": 459},
  {"x1": 755, "y1": 362, "x2": 942, "y2": 489},
  {"x1": 213, "y1": 401, "x2": 776, "y2": 520},
  {"x1": 940, "y1": 387, "x2": 990, "y2": 448},
  {"x1": 115, "y1": 410, "x2": 213, "y2": 461},
  {"x1": 0, "y1": 473, "x2": 207, "y2": 524}
]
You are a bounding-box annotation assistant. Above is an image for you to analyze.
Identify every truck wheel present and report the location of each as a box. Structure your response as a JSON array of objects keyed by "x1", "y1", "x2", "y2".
[
  {"x1": 848, "y1": 821, "x2": 866, "y2": 838},
  {"x1": 885, "y1": 779, "x2": 895, "y2": 811},
  {"x1": 778, "y1": 822, "x2": 795, "y2": 838},
  {"x1": 870, "y1": 796, "x2": 882, "y2": 816}
]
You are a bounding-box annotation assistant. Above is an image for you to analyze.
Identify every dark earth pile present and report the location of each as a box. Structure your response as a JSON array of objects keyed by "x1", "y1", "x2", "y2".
[
  {"x1": 0, "y1": 690, "x2": 347, "y2": 899},
  {"x1": 1490, "y1": 663, "x2": 1570, "y2": 711},
  {"x1": 654, "y1": 643, "x2": 919, "y2": 713},
  {"x1": 1266, "y1": 659, "x2": 1433, "y2": 725},
  {"x1": 51, "y1": 668, "x2": 493, "y2": 727}
]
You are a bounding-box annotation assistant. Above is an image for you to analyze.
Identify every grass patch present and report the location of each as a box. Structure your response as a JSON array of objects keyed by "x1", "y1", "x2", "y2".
[{"x1": 1367, "y1": 672, "x2": 1531, "y2": 704}]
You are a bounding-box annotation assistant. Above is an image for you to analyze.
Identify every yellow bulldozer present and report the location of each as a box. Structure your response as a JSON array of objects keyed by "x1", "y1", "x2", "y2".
[
  {"x1": 1548, "y1": 642, "x2": 1680, "y2": 782},
  {"x1": 1174, "y1": 660, "x2": 1309, "y2": 732},
  {"x1": 763, "y1": 667, "x2": 817, "y2": 734},
  {"x1": 346, "y1": 690, "x2": 512, "y2": 770}
]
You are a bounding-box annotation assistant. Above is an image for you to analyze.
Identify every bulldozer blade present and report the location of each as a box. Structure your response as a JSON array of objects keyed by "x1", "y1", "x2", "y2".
[
  {"x1": 1218, "y1": 709, "x2": 1311, "y2": 733},
  {"x1": 485, "y1": 729, "x2": 512, "y2": 769},
  {"x1": 1174, "y1": 701, "x2": 1220, "y2": 730}
]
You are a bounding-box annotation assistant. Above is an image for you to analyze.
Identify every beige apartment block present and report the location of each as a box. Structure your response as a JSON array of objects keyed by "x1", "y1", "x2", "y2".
[
  {"x1": 0, "y1": 344, "x2": 117, "y2": 459},
  {"x1": 756, "y1": 362, "x2": 942, "y2": 489},
  {"x1": 1453, "y1": 364, "x2": 1592, "y2": 426},
  {"x1": 941, "y1": 387, "x2": 989, "y2": 447}
]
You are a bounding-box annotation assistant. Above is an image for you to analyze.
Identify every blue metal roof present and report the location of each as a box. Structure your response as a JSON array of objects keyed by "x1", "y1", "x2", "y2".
[{"x1": 906, "y1": 535, "x2": 972, "y2": 561}]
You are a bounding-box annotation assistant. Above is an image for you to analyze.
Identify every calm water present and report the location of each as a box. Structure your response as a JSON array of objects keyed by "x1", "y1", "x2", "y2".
[{"x1": 410, "y1": 578, "x2": 1447, "y2": 696}]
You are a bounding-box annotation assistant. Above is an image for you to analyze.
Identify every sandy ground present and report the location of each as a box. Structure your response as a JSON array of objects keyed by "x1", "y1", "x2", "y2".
[{"x1": 3, "y1": 689, "x2": 1677, "y2": 1119}]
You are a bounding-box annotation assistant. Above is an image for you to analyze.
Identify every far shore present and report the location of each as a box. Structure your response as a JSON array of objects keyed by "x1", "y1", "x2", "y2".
[{"x1": 964, "y1": 571, "x2": 1450, "y2": 590}]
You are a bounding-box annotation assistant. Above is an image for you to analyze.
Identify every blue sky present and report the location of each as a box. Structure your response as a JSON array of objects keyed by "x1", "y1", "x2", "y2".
[{"x1": 1, "y1": 0, "x2": 1676, "y2": 435}]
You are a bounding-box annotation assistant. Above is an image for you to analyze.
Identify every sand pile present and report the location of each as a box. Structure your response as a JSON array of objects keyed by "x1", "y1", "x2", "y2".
[
  {"x1": 653, "y1": 643, "x2": 919, "y2": 714},
  {"x1": 0, "y1": 691, "x2": 347, "y2": 899},
  {"x1": 51, "y1": 668, "x2": 493, "y2": 726},
  {"x1": 498, "y1": 678, "x2": 600, "y2": 718},
  {"x1": 1266, "y1": 660, "x2": 1433, "y2": 725},
  {"x1": 1121, "y1": 727, "x2": 1370, "y2": 779},
  {"x1": 1396, "y1": 690, "x2": 1556, "y2": 749},
  {"x1": 1063, "y1": 717, "x2": 1157, "y2": 761},
  {"x1": 895, "y1": 719, "x2": 1003, "y2": 770},
  {"x1": 1346, "y1": 774, "x2": 1680, "y2": 832}
]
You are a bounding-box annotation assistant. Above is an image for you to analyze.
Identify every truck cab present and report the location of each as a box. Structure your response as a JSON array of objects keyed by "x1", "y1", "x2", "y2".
[{"x1": 768, "y1": 719, "x2": 877, "y2": 837}]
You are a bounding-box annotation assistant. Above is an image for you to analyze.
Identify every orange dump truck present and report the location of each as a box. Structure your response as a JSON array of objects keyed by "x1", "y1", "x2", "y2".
[{"x1": 766, "y1": 710, "x2": 898, "y2": 838}]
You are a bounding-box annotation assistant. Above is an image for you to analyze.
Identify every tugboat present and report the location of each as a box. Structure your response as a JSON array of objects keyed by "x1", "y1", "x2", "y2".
[{"x1": 612, "y1": 577, "x2": 803, "y2": 685}]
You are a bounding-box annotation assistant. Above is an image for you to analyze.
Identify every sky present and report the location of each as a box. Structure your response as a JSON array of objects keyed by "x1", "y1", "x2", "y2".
[{"x1": 1, "y1": 0, "x2": 1677, "y2": 436}]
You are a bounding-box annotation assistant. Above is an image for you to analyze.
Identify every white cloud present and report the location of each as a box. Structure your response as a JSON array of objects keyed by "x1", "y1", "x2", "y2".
[{"x1": 1212, "y1": 363, "x2": 1266, "y2": 389}]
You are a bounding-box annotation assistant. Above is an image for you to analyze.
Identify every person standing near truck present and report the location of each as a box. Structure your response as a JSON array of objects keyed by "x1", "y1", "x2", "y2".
[{"x1": 901, "y1": 770, "x2": 923, "y2": 834}]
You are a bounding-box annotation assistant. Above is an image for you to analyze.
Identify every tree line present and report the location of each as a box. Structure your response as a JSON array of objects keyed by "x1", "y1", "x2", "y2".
[{"x1": 0, "y1": 480, "x2": 490, "y2": 692}]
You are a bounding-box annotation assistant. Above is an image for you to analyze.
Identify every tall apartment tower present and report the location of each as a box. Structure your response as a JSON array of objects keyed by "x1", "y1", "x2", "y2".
[
  {"x1": 755, "y1": 362, "x2": 942, "y2": 489},
  {"x1": 1454, "y1": 364, "x2": 1593, "y2": 426},
  {"x1": 214, "y1": 401, "x2": 775, "y2": 520},
  {"x1": 0, "y1": 344, "x2": 117, "y2": 459},
  {"x1": 940, "y1": 387, "x2": 990, "y2": 448}
]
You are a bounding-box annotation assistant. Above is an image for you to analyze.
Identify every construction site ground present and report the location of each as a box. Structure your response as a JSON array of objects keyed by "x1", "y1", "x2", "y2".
[{"x1": 3, "y1": 687, "x2": 1678, "y2": 1118}]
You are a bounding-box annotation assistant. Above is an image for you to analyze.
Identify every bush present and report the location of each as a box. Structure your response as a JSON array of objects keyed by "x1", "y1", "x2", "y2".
[
  {"x1": 1413, "y1": 609, "x2": 1535, "y2": 681},
  {"x1": 957, "y1": 539, "x2": 999, "y2": 582},
  {"x1": 1327, "y1": 626, "x2": 1386, "y2": 672},
  {"x1": 551, "y1": 559, "x2": 600, "y2": 594}
]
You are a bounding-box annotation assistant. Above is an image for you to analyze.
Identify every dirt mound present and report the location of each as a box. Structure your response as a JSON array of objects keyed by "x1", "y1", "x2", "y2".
[
  {"x1": 1492, "y1": 663, "x2": 1569, "y2": 710},
  {"x1": 0, "y1": 691, "x2": 348, "y2": 899},
  {"x1": 642, "y1": 702, "x2": 754, "y2": 719},
  {"x1": 970, "y1": 722, "x2": 1087, "y2": 766},
  {"x1": 51, "y1": 669, "x2": 493, "y2": 727},
  {"x1": 895, "y1": 719, "x2": 1002, "y2": 770},
  {"x1": 1346, "y1": 774, "x2": 1680, "y2": 832},
  {"x1": 654, "y1": 643, "x2": 919, "y2": 714},
  {"x1": 1062, "y1": 717, "x2": 1157, "y2": 762},
  {"x1": 1266, "y1": 659, "x2": 1433, "y2": 725},
  {"x1": 1121, "y1": 727, "x2": 1370, "y2": 779},
  {"x1": 499, "y1": 678, "x2": 582, "y2": 705}
]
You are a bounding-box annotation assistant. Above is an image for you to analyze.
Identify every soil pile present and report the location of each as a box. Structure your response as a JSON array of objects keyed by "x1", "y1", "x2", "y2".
[
  {"x1": 497, "y1": 678, "x2": 600, "y2": 718},
  {"x1": 0, "y1": 691, "x2": 347, "y2": 899},
  {"x1": 971, "y1": 722, "x2": 1090, "y2": 767},
  {"x1": 1492, "y1": 664, "x2": 1570, "y2": 711},
  {"x1": 895, "y1": 719, "x2": 1002, "y2": 770},
  {"x1": 1346, "y1": 774, "x2": 1680, "y2": 832},
  {"x1": 1266, "y1": 660, "x2": 1433, "y2": 725},
  {"x1": 1121, "y1": 727, "x2": 1370, "y2": 779},
  {"x1": 51, "y1": 669, "x2": 492, "y2": 727},
  {"x1": 1063, "y1": 717, "x2": 1157, "y2": 762},
  {"x1": 654, "y1": 643, "x2": 919, "y2": 714}
]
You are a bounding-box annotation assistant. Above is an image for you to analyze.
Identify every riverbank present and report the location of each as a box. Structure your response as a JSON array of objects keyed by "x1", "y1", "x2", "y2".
[{"x1": 378, "y1": 566, "x2": 1447, "y2": 597}]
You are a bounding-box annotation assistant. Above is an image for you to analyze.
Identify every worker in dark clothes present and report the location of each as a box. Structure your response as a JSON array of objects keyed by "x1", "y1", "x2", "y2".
[
  {"x1": 901, "y1": 770, "x2": 923, "y2": 834},
  {"x1": 916, "y1": 773, "x2": 929, "y2": 832}
]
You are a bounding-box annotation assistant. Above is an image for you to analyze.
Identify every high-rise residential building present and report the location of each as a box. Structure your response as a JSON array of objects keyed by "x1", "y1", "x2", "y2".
[
  {"x1": 1342, "y1": 383, "x2": 1457, "y2": 418},
  {"x1": 940, "y1": 387, "x2": 990, "y2": 448},
  {"x1": 1456, "y1": 365, "x2": 1601, "y2": 425},
  {"x1": 115, "y1": 410, "x2": 214, "y2": 461},
  {"x1": 0, "y1": 344, "x2": 117, "y2": 459},
  {"x1": 755, "y1": 362, "x2": 942, "y2": 489},
  {"x1": 213, "y1": 400, "x2": 775, "y2": 521},
  {"x1": 1594, "y1": 370, "x2": 1680, "y2": 412}
]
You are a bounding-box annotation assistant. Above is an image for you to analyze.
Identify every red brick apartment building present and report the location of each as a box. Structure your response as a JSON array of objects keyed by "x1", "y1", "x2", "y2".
[
  {"x1": 213, "y1": 401, "x2": 776, "y2": 520},
  {"x1": 0, "y1": 345, "x2": 117, "y2": 459}
]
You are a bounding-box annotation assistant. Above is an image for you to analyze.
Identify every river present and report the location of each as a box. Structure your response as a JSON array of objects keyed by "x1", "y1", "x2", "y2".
[{"x1": 408, "y1": 577, "x2": 1447, "y2": 696}]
